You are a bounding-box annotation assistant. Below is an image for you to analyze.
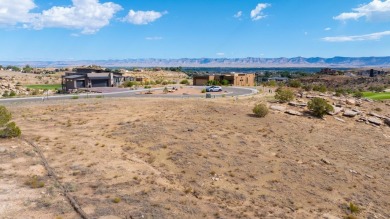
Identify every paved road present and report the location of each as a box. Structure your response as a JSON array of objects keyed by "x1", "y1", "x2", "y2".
[{"x1": 0, "y1": 86, "x2": 257, "y2": 104}]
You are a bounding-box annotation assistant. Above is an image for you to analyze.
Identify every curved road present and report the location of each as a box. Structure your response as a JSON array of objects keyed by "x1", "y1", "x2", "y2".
[{"x1": 0, "y1": 86, "x2": 257, "y2": 104}]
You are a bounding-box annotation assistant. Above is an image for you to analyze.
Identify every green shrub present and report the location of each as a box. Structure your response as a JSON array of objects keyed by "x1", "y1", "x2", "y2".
[
  {"x1": 368, "y1": 86, "x2": 385, "y2": 92},
  {"x1": 313, "y1": 85, "x2": 327, "y2": 93},
  {"x1": 302, "y1": 84, "x2": 313, "y2": 91},
  {"x1": 221, "y1": 79, "x2": 229, "y2": 86},
  {"x1": 2, "y1": 91, "x2": 9, "y2": 97},
  {"x1": 275, "y1": 88, "x2": 294, "y2": 103},
  {"x1": 112, "y1": 197, "x2": 121, "y2": 203},
  {"x1": 288, "y1": 80, "x2": 302, "y2": 88},
  {"x1": 0, "y1": 106, "x2": 21, "y2": 138},
  {"x1": 0, "y1": 106, "x2": 12, "y2": 126},
  {"x1": 307, "y1": 98, "x2": 333, "y2": 118},
  {"x1": 353, "y1": 91, "x2": 363, "y2": 98},
  {"x1": 163, "y1": 87, "x2": 169, "y2": 94},
  {"x1": 31, "y1": 89, "x2": 40, "y2": 95},
  {"x1": 349, "y1": 202, "x2": 360, "y2": 214},
  {"x1": 201, "y1": 89, "x2": 206, "y2": 93},
  {"x1": 123, "y1": 81, "x2": 137, "y2": 87},
  {"x1": 252, "y1": 103, "x2": 269, "y2": 118},
  {"x1": 206, "y1": 80, "x2": 220, "y2": 86},
  {"x1": 0, "y1": 122, "x2": 21, "y2": 138},
  {"x1": 9, "y1": 91, "x2": 16, "y2": 97},
  {"x1": 180, "y1": 79, "x2": 189, "y2": 85},
  {"x1": 71, "y1": 96, "x2": 79, "y2": 99},
  {"x1": 24, "y1": 175, "x2": 45, "y2": 188}
]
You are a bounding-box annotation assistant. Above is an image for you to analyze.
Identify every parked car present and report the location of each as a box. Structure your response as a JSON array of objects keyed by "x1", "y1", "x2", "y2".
[{"x1": 206, "y1": 86, "x2": 222, "y2": 92}]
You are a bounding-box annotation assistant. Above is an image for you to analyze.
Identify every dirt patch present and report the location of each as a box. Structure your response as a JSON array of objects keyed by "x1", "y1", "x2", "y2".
[{"x1": 1, "y1": 95, "x2": 389, "y2": 218}]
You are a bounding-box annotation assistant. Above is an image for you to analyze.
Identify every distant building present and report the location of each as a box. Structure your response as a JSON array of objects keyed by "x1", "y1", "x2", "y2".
[
  {"x1": 193, "y1": 73, "x2": 255, "y2": 86},
  {"x1": 61, "y1": 67, "x2": 125, "y2": 92},
  {"x1": 357, "y1": 69, "x2": 386, "y2": 77}
]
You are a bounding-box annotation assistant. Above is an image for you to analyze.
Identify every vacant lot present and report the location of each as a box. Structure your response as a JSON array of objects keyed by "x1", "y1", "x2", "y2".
[{"x1": 0, "y1": 96, "x2": 389, "y2": 218}]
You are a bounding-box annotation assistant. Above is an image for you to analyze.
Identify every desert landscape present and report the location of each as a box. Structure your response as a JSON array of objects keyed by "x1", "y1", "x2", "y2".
[{"x1": 0, "y1": 89, "x2": 389, "y2": 219}]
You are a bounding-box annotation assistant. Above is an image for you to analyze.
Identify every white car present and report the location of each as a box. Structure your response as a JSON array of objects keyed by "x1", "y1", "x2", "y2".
[{"x1": 206, "y1": 86, "x2": 222, "y2": 92}]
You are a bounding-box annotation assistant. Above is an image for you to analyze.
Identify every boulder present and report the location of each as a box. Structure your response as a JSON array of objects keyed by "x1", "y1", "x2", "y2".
[
  {"x1": 270, "y1": 105, "x2": 286, "y2": 112},
  {"x1": 288, "y1": 101, "x2": 307, "y2": 107},
  {"x1": 285, "y1": 110, "x2": 303, "y2": 116},
  {"x1": 369, "y1": 112, "x2": 386, "y2": 119},
  {"x1": 343, "y1": 110, "x2": 358, "y2": 117},
  {"x1": 306, "y1": 95, "x2": 315, "y2": 99},
  {"x1": 367, "y1": 117, "x2": 383, "y2": 126},
  {"x1": 346, "y1": 99, "x2": 356, "y2": 105},
  {"x1": 385, "y1": 118, "x2": 390, "y2": 127},
  {"x1": 334, "y1": 117, "x2": 345, "y2": 123},
  {"x1": 329, "y1": 106, "x2": 343, "y2": 115},
  {"x1": 0, "y1": 147, "x2": 7, "y2": 153}
]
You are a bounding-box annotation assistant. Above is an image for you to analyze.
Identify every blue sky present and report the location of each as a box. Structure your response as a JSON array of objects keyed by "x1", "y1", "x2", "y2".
[{"x1": 0, "y1": 0, "x2": 390, "y2": 60}]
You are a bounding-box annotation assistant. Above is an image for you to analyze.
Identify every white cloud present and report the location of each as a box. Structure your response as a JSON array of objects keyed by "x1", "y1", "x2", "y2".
[
  {"x1": 145, "y1": 36, "x2": 162, "y2": 40},
  {"x1": 334, "y1": 0, "x2": 390, "y2": 21},
  {"x1": 122, "y1": 10, "x2": 167, "y2": 25},
  {"x1": 250, "y1": 3, "x2": 270, "y2": 21},
  {"x1": 234, "y1": 11, "x2": 242, "y2": 18},
  {"x1": 0, "y1": 0, "x2": 122, "y2": 34},
  {"x1": 216, "y1": 52, "x2": 225, "y2": 56},
  {"x1": 324, "y1": 27, "x2": 331, "y2": 31},
  {"x1": 0, "y1": 0, "x2": 36, "y2": 25},
  {"x1": 31, "y1": 0, "x2": 123, "y2": 34},
  {"x1": 322, "y1": 30, "x2": 390, "y2": 42}
]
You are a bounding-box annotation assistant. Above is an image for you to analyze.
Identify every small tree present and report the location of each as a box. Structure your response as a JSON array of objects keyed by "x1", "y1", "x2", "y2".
[
  {"x1": 313, "y1": 85, "x2": 327, "y2": 93},
  {"x1": 180, "y1": 79, "x2": 189, "y2": 85},
  {"x1": 163, "y1": 87, "x2": 169, "y2": 94},
  {"x1": 0, "y1": 106, "x2": 21, "y2": 138},
  {"x1": 252, "y1": 103, "x2": 269, "y2": 118},
  {"x1": 275, "y1": 88, "x2": 294, "y2": 103},
  {"x1": 307, "y1": 98, "x2": 333, "y2": 118},
  {"x1": 221, "y1": 79, "x2": 229, "y2": 86},
  {"x1": 353, "y1": 91, "x2": 363, "y2": 98},
  {"x1": 288, "y1": 80, "x2": 302, "y2": 88}
]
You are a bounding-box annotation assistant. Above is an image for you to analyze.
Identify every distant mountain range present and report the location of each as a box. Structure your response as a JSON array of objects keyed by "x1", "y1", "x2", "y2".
[{"x1": 1, "y1": 56, "x2": 390, "y2": 68}]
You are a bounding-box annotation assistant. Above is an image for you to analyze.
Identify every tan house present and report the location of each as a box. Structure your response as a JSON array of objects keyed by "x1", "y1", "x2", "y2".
[{"x1": 193, "y1": 73, "x2": 255, "y2": 86}]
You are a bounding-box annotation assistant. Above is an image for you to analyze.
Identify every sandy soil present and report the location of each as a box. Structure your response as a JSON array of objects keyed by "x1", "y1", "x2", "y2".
[
  {"x1": 0, "y1": 70, "x2": 62, "y2": 85},
  {"x1": 0, "y1": 94, "x2": 389, "y2": 219}
]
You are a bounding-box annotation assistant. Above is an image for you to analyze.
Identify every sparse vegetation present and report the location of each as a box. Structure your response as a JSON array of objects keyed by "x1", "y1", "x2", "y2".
[
  {"x1": 348, "y1": 202, "x2": 360, "y2": 214},
  {"x1": 0, "y1": 106, "x2": 21, "y2": 138},
  {"x1": 307, "y1": 98, "x2": 333, "y2": 118},
  {"x1": 313, "y1": 84, "x2": 327, "y2": 93},
  {"x1": 201, "y1": 89, "x2": 206, "y2": 93},
  {"x1": 180, "y1": 79, "x2": 190, "y2": 85},
  {"x1": 288, "y1": 80, "x2": 302, "y2": 88},
  {"x1": 24, "y1": 175, "x2": 45, "y2": 188},
  {"x1": 275, "y1": 88, "x2": 294, "y2": 102},
  {"x1": 71, "y1": 96, "x2": 79, "y2": 99},
  {"x1": 112, "y1": 197, "x2": 121, "y2": 203},
  {"x1": 252, "y1": 103, "x2": 269, "y2": 118}
]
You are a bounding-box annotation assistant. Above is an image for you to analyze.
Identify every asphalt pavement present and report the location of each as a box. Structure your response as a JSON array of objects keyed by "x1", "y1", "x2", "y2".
[{"x1": 0, "y1": 86, "x2": 257, "y2": 104}]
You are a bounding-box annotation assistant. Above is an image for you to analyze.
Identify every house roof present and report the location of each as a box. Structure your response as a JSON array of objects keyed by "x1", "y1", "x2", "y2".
[
  {"x1": 64, "y1": 75, "x2": 85, "y2": 79},
  {"x1": 87, "y1": 73, "x2": 110, "y2": 79}
]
